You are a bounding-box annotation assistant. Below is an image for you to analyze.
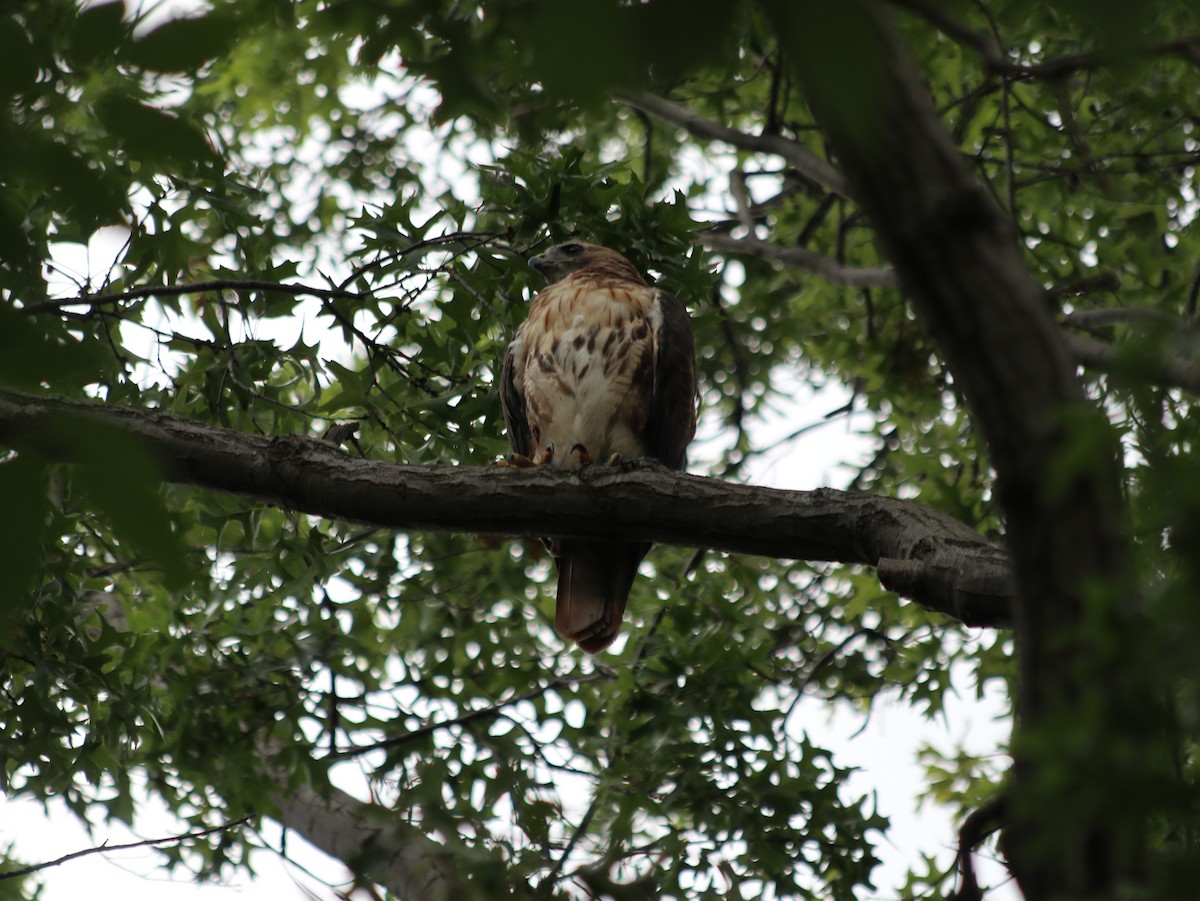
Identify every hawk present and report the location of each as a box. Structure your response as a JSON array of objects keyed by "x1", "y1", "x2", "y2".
[{"x1": 501, "y1": 241, "x2": 698, "y2": 653}]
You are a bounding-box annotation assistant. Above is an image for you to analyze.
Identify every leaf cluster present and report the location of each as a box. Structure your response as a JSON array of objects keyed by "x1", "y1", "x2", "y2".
[{"x1": 4, "y1": 0, "x2": 1200, "y2": 898}]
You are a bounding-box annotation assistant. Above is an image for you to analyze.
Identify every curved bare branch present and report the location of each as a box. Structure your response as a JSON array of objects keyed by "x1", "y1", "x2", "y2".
[
  {"x1": 702, "y1": 232, "x2": 899, "y2": 288},
  {"x1": 620, "y1": 92, "x2": 853, "y2": 199},
  {"x1": 1061, "y1": 331, "x2": 1200, "y2": 394}
]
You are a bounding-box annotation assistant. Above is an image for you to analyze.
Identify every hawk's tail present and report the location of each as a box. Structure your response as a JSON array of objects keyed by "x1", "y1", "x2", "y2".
[{"x1": 553, "y1": 540, "x2": 650, "y2": 653}]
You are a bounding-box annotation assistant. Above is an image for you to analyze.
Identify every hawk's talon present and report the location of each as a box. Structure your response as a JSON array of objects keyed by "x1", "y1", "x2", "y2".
[
  {"x1": 571, "y1": 442, "x2": 594, "y2": 465},
  {"x1": 533, "y1": 443, "x2": 555, "y2": 466},
  {"x1": 498, "y1": 453, "x2": 536, "y2": 468},
  {"x1": 605, "y1": 453, "x2": 623, "y2": 467}
]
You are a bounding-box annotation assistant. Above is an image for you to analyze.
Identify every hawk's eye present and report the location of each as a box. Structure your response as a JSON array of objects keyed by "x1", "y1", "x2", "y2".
[{"x1": 561, "y1": 243, "x2": 584, "y2": 256}]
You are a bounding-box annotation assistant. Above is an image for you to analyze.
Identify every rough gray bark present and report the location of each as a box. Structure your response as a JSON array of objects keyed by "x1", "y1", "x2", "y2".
[
  {"x1": 0, "y1": 386, "x2": 1013, "y2": 627},
  {"x1": 764, "y1": 1, "x2": 1144, "y2": 898},
  {"x1": 268, "y1": 777, "x2": 489, "y2": 900}
]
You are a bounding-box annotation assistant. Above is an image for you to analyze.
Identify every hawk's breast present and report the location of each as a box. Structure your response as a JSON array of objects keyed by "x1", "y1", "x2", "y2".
[{"x1": 516, "y1": 281, "x2": 661, "y2": 468}]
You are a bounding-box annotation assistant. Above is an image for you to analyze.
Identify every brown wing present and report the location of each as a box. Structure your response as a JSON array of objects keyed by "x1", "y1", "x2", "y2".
[
  {"x1": 646, "y1": 289, "x2": 698, "y2": 470},
  {"x1": 499, "y1": 340, "x2": 532, "y2": 458}
]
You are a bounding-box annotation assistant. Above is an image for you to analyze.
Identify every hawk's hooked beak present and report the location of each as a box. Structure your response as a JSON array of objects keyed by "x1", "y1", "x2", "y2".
[{"x1": 528, "y1": 254, "x2": 548, "y2": 274}]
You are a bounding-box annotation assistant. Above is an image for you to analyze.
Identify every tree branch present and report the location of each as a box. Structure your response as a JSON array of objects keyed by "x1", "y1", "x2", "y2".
[
  {"x1": 74, "y1": 596, "x2": 491, "y2": 901},
  {"x1": 1061, "y1": 307, "x2": 1181, "y2": 331},
  {"x1": 764, "y1": 2, "x2": 1139, "y2": 896},
  {"x1": 265, "y1": 763, "x2": 495, "y2": 900},
  {"x1": 1060, "y1": 307, "x2": 1200, "y2": 393},
  {"x1": 701, "y1": 232, "x2": 899, "y2": 288},
  {"x1": 619, "y1": 92, "x2": 853, "y2": 199},
  {"x1": 1060, "y1": 331, "x2": 1200, "y2": 394},
  {"x1": 22, "y1": 232, "x2": 514, "y2": 317},
  {"x1": 949, "y1": 796, "x2": 1007, "y2": 901},
  {"x1": 20, "y1": 279, "x2": 369, "y2": 315},
  {"x1": 0, "y1": 388, "x2": 1013, "y2": 627},
  {"x1": 888, "y1": 0, "x2": 1200, "y2": 81},
  {"x1": 0, "y1": 815, "x2": 254, "y2": 882},
  {"x1": 700, "y1": 234, "x2": 1200, "y2": 394},
  {"x1": 886, "y1": 0, "x2": 1005, "y2": 71},
  {"x1": 1046, "y1": 272, "x2": 1121, "y2": 299},
  {"x1": 330, "y1": 673, "x2": 612, "y2": 759}
]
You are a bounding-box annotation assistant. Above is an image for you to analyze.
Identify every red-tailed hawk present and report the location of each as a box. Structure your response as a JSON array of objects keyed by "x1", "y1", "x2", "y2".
[{"x1": 501, "y1": 241, "x2": 697, "y2": 653}]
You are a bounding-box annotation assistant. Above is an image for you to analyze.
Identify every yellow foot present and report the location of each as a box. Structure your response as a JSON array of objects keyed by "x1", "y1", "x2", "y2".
[
  {"x1": 499, "y1": 442, "x2": 555, "y2": 467},
  {"x1": 498, "y1": 453, "x2": 535, "y2": 468}
]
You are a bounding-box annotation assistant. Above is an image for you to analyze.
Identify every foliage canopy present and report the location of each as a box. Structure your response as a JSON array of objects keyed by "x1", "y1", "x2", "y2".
[{"x1": 3, "y1": 0, "x2": 1200, "y2": 898}]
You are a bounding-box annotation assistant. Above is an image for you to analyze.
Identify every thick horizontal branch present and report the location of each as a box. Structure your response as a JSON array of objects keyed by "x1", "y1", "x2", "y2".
[
  {"x1": 0, "y1": 389, "x2": 1013, "y2": 626},
  {"x1": 621, "y1": 92, "x2": 853, "y2": 199}
]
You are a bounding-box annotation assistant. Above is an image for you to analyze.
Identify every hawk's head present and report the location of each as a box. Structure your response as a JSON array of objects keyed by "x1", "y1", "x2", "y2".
[{"x1": 528, "y1": 241, "x2": 646, "y2": 287}]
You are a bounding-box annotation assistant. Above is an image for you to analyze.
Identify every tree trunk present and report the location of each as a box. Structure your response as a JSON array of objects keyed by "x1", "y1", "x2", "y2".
[{"x1": 764, "y1": 1, "x2": 1149, "y2": 897}]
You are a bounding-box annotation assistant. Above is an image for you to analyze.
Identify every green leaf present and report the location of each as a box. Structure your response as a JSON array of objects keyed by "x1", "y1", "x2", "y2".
[
  {"x1": 95, "y1": 95, "x2": 216, "y2": 167},
  {"x1": 0, "y1": 454, "x2": 48, "y2": 627},
  {"x1": 61, "y1": 419, "x2": 190, "y2": 590},
  {"x1": 68, "y1": 0, "x2": 127, "y2": 66},
  {"x1": 0, "y1": 307, "x2": 110, "y2": 392},
  {"x1": 0, "y1": 17, "x2": 36, "y2": 96},
  {"x1": 125, "y1": 12, "x2": 237, "y2": 73}
]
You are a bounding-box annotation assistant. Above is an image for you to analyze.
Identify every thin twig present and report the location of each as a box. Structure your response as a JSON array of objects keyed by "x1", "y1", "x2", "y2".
[
  {"x1": 0, "y1": 815, "x2": 255, "y2": 881},
  {"x1": 781, "y1": 628, "x2": 883, "y2": 725},
  {"x1": 949, "y1": 796, "x2": 1007, "y2": 901},
  {"x1": 796, "y1": 194, "x2": 838, "y2": 248},
  {"x1": 330, "y1": 673, "x2": 609, "y2": 759},
  {"x1": 1061, "y1": 307, "x2": 1179, "y2": 331},
  {"x1": 23, "y1": 280, "x2": 368, "y2": 316},
  {"x1": 708, "y1": 272, "x2": 750, "y2": 473},
  {"x1": 729, "y1": 169, "x2": 756, "y2": 233},
  {"x1": 337, "y1": 230, "x2": 507, "y2": 289},
  {"x1": 1187, "y1": 264, "x2": 1200, "y2": 320},
  {"x1": 547, "y1": 792, "x2": 602, "y2": 885},
  {"x1": 888, "y1": 0, "x2": 1004, "y2": 68},
  {"x1": 891, "y1": 0, "x2": 1200, "y2": 80},
  {"x1": 1046, "y1": 272, "x2": 1121, "y2": 300}
]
